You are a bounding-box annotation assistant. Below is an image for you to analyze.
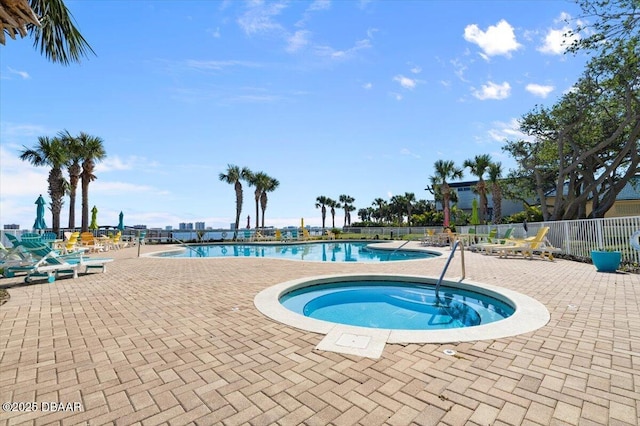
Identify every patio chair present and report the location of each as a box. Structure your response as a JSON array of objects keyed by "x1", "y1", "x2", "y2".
[
  {"x1": 79, "y1": 232, "x2": 104, "y2": 252},
  {"x1": 325, "y1": 230, "x2": 336, "y2": 240},
  {"x1": 421, "y1": 229, "x2": 436, "y2": 246},
  {"x1": 275, "y1": 229, "x2": 282, "y2": 241},
  {"x1": 488, "y1": 227, "x2": 555, "y2": 260},
  {"x1": 4, "y1": 239, "x2": 113, "y2": 283},
  {"x1": 471, "y1": 228, "x2": 513, "y2": 252}
]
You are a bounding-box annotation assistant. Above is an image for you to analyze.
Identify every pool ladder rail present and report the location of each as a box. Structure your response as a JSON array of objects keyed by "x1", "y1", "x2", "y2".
[{"x1": 435, "y1": 239, "x2": 466, "y2": 300}]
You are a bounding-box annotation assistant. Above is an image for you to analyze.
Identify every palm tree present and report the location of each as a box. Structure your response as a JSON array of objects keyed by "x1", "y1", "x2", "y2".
[
  {"x1": 404, "y1": 192, "x2": 416, "y2": 226},
  {"x1": 219, "y1": 164, "x2": 251, "y2": 240},
  {"x1": 429, "y1": 160, "x2": 464, "y2": 227},
  {"x1": 59, "y1": 130, "x2": 81, "y2": 229},
  {"x1": 20, "y1": 136, "x2": 68, "y2": 233},
  {"x1": 326, "y1": 198, "x2": 338, "y2": 228},
  {"x1": 315, "y1": 196, "x2": 330, "y2": 229},
  {"x1": 389, "y1": 195, "x2": 406, "y2": 225},
  {"x1": 488, "y1": 162, "x2": 503, "y2": 224},
  {"x1": 464, "y1": 154, "x2": 492, "y2": 223},
  {"x1": 371, "y1": 198, "x2": 386, "y2": 224},
  {"x1": 246, "y1": 170, "x2": 268, "y2": 229},
  {"x1": 338, "y1": 194, "x2": 355, "y2": 227},
  {"x1": 0, "y1": 0, "x2": 95, "y2": 65},
  {"x1": 260, "y1": 175, "x2": 279, "y2": 229},
  {"x1": 76, "y1": 132, "x2": 106, "y2": 232},
  {"x1": 345, "y1": 204, "x2": 356, "y2": 227}
]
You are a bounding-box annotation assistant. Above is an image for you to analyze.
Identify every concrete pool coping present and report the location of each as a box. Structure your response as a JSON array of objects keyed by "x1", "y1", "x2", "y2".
[{"x1": 254, "y1": 273, "x2": 550, "y2": 359}]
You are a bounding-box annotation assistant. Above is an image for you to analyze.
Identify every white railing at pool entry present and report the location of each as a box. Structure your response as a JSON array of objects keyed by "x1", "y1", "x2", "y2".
[{"x1": 435, "y1": 240, "x2": 465, "y2": 299}]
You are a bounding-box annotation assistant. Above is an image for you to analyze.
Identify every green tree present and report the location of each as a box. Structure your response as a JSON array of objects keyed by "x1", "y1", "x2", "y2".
[
  {"x1": 76, "y1": 132, "x2": 106, "y2": 232},
  {"x1": 246, "y1": 170, "x2": 267, "y2": 229},
  {"x1": 20, "y1": 136, "x2": 68, "y2": 233},
  {"x1": 1, "y1": 0, "x2": 95, "y2": 65},
  {"x1": 338, "y1": 194, "x2": 355, "y2": 227},
  {"x1": 58, "y1": 130, "x2": 81, "y2": 229},
  {"x1": 463, "y1": 154, "x2": 492, "y2": 224},
  {"x1": 326, "y1": 198, "x2": 338, "y2": 228},
  {"x1": 371, "y1": 198, "x2": 387, "y2": 224},
  {"x1": 404, "y1": 192, "x2": 416, "y2": 226},
  {"x1": 260, "y1": 175, "x2": 279, "y2": 229},
  {"x1": 219, "y1": 164, "x2": 251, "y2": 240},
  {"x1": 315, "y1": 196, "x2": 330, "y2": 229},
  {"x1": 427, "y1": 160, "x2": 464, "y2": 227}
]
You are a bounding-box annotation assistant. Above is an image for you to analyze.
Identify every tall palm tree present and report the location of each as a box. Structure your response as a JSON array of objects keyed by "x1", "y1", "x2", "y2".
[
  {"x1": 219, "y1": 164, "x2": 251, "y2": 240},
  {"x1": 464, "y1": 154, "x2": 492, "y2": 223},
  {"x1": 315, "y1": 196, "x2": 330, "y2": 229},
  {"x1": 0, "y1": 0, "x2": 95, "y2": 65},
  {"x1": 76, "y1": 132, "x2": 106, "y2": 232},
  {"x1": 429, "y1": 160, "x2": 464, "y2": 227},
  {"x1": 338, "y1": 194, "x2": 355, "y2": 227},
  {"x1": 246, "y1": 170, "x2": 268, "y2": 229},
  {"x1": 371, "y1": 198, "x2": 386, "y2": 224},
  {"x1": 389, "y1": 195, "x2": 406, "y2": 225},
  {"x1": 326, "y1": 198, "x2": 338, "y2": 228},
  {"x1": 488, "y1": 162, "x2": 503, "y2": 224},
  {"x1": 20, "y1": 135, "x2": 68, "y2": 233},
  {"x1": 59, "y1": 130, "x2": 81, "y2": 228},
  {"x1": 404, "y1": 192, "x2": 416, "y2": 226},
  {"x1": 260, "y1": 175, "x2": 279, "y2": 229}
]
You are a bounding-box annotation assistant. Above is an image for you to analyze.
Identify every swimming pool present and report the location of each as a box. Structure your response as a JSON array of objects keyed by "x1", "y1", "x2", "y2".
[
  {"x1": 152, "y1": 242, "x2": 438, "y2": 262},
  {"x1": 280, "y1": 281, "x2": 514, "y2": 330},
  {"x1": 254, "y1": 274, "x2": 550, "y2": 344}
]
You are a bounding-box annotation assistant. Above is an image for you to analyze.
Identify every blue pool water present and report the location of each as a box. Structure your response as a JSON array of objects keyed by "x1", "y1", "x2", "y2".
[
  {"x1": 153, "y1": 242, "x2": 438, "y2": 262},
  {"x1": 280, "y1": 281, "x2": 515, "y2": 330}
]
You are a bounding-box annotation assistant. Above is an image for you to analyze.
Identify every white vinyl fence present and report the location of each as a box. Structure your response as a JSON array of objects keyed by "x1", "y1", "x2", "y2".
[{"x1": 346, "y1": 216, "x2": 640, "y2": 264}]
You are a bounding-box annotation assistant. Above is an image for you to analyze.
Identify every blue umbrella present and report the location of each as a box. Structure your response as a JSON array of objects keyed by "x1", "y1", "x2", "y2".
[
  {"x1": 33, "y1": 194, "x2": 47, "y2": 231},
  {"x1": 117, "y1": 211, "x2": 124, "y2": 231}
]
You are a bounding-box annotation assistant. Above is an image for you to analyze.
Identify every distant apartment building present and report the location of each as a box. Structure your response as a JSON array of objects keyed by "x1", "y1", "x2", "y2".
[
  {"x1": 179, "y1": 222, "x2": 194, "y2": 230},
  {"x1": 3, "y1": 224, "x2": 20, "y2": 230},
  {"x1": 195, "y1": 222, "x2": 205, "y2": 230},
  {"x1": 165, "y1": 226, "x2": 173, "y2": 231}
]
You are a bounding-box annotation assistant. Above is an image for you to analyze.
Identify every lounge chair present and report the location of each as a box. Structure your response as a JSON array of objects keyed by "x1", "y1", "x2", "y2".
[
  {"x1": 275, "y1": 229, "x2": 282, "y2": 241},
  {"x1": 487, "y1": 227, "x2": 558, "y2": 260},
  {"x1": 302, "y1": 229, "x2": 311, "y2": 240},
  {"x1": 4, "y1": 239, "x2": 113, "y2": 283},
  {"x1": 471, "y1": 228, "x2": 514, "y2": 252},
  {"x1": 325, "y1": 230, "x2": 336, "y2": 240},
  {"x1": 421, "y1": 229, "x2": 436, "y2": 246},
  {"x1": 79, "y1": 231, "x2": 104, "y2": 252}
]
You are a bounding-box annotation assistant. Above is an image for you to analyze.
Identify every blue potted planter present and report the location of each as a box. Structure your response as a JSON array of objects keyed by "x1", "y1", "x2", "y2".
[{"x1": 591, "y1": 250, "x2": 621, "y2": 272}]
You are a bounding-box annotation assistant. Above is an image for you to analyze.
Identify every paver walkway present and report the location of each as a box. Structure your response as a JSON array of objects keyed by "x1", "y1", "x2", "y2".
[{"x1": 0, "y1": 242, "x2": 639, "y2": 425}]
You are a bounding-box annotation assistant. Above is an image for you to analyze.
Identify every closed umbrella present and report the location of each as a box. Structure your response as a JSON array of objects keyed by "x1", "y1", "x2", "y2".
[
  {"x1": 117, "y1": 211, "x2": 124, "y2": 231},
  {"x1": 471, "y1": 198, "x2": 480, "y2": 231},
  {"x1": 89, "y1": 206, "x2": 99, "y2": 230},
  {"x1": 33, "y1": 194, "x2": 47, "y2": 231}
]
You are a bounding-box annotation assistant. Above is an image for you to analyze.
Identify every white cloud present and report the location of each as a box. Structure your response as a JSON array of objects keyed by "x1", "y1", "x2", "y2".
[
  {"x1": 362, "y1": 82, "x2": 372, "y2": 90},
  {"x1": 410, "y1": 66, "x2": 422, "y2": 74},
  {"x1": 538, "y1": 26, "x2": 576, "y2": 55},
  {"x1": 237, "y1": 1, "x2": 287, "y2": 35},
  {"x1": 486, "y1": 118, "x2": 532, "y2": 143},
  {"x1": 286, "y1": 30, "x2": 310, "y2": 53},
  {"x1": 450, "y1": 58, "x2": 469, "y2": 82},
  {"x1": 7, "y1": 67, "x2": 30, "y2": 79},
  {"x1": 400, "y1": 148, "x2": 421, "y2": 159},
  {"x1": 472, "y1": 81, "x2": 511, "y2": 100},
  {"x1": 393, "y1": 74, "x2": 416, "y2": 90},
  {"x1": 525, "y1": 83, "x2": 554, "y2": 98},
  {"x1": 308, "y1": 0, "x2": 331, "y2": 11},
  {"x1": 315, "y1": 38, "x2": 371, "y2": 60},
  {"x1": 464, "y1": 19, "x2": 521, "y2": 58}
]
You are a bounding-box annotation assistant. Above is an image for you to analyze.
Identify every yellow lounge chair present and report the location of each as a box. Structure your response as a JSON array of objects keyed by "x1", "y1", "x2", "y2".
[{"x1": 489, "y1": 227, "x2": 557, "y2": 260}]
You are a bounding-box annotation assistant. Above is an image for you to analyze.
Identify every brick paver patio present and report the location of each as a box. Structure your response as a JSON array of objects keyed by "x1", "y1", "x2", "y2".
[{"x1": 1, "y1": 242, "x2": 639, "y2": 425}]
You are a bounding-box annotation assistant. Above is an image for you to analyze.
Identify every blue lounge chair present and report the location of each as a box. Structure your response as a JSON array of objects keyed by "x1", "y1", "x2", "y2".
[{"x1": 5, "y1": 239, "x2": 113, "y2": 283}]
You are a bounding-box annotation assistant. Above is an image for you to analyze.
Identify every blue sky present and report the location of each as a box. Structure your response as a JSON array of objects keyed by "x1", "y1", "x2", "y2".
[{"x1": 1, "y1": 0, "x2": 590, "y2": 230}]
